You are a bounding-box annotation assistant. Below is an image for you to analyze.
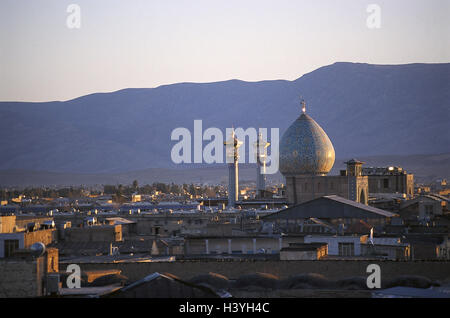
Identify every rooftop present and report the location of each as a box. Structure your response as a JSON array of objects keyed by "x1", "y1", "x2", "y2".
[
  {"x1": 281, "y1": 243, "x2": 328, "y2": 251},
  {"x1": 263, "y1": 195, "x2": 397, "y2": 220}
]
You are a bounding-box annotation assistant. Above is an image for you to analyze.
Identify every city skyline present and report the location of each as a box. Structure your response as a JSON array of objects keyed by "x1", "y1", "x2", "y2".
[{"x1": 0, "y1": 1, "x2": 449, "y2": 302}]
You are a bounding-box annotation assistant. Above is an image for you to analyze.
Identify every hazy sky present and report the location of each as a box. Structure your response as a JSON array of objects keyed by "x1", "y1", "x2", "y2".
[{"x1": 0, "y1": 0, "x2": 449, "y2": 102}]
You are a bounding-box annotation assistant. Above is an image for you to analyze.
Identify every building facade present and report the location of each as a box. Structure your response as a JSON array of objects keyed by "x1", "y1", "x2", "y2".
[
  {"x1": 284, "y1": 160, "x2": 369, "y2": 205},
  {"x1": 362, "y1": 166, "x2": 414, "y2": 196},
  {"x1": 279, "y1": 100, "x2": 368, "y2": 205}
]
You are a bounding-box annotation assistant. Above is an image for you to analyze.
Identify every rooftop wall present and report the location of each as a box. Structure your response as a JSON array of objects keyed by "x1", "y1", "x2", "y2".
[
  {"x1": 0, "y1": 258, "x2": 44, "y2": 297},
  {"x1": 24, "y1": 229, "x2": 57, "y2": 248},
  {"x1": 0, "y1": 216, "x2": 16, "y2": 233},
  {"x1": 64, "y1": 225, "x2": 122, "y2": 242}
]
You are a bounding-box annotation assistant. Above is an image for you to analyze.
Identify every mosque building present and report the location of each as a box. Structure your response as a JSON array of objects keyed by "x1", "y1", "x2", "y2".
[{"x1": 279, "y1": 99, "x2": 369, "y2": 206}]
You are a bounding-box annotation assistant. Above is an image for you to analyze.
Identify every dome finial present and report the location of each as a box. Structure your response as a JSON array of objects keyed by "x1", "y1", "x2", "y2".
[{"x1": 301, "y1": 98, "x2": 306, "y2": 113}]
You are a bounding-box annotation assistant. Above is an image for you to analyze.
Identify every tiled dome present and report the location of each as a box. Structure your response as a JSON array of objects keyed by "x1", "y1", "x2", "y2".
[{"x1": 279, "y1": 104, "x2": 335, "y2": 176}]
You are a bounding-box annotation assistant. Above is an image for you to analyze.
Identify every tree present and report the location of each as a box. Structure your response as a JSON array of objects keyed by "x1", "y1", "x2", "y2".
[
  {"x1": 117, "y1": 184, "x2": 124, "y2": 196},
  {"x1": 170, "y1": 183, "x2": 181, "y2": 194},
  {"x1": 189, "y1": 184, "x2": 196, "y2": 196},
  {"x1": 132, "y1": 180, "x2": 139, "y2": 191},
  {"x1": 104, "y1": 185, "x2": 116, "y2": 194},
  {"x1": 140, "y1": 184, "x2": 153, "y2": 194}
]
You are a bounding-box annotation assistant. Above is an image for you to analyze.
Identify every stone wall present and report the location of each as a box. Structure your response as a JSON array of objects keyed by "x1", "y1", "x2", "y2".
[
  {"x1": 285, "y1": 175, "x2": 370, "y2": 205},
  {"x1": 0, "y1": 258, "x2": 44, "y2": 297},
  {"x1": 46, "y1": 247, "x2": 59, "y2": 273},
  {"x1": 24, "y1": 229, "x2": 56, "y2": 248},
  {"x1": 280, "y1": 250, "x2": 318, "y2": 260},
  {"x1": 0, "y1": 216, "x2": 16, "y2": 233},
  {"x1": 367, "y1": 174, "x2": 414, "y2": 196},
  {"x1": 185, "y1": 236, "x2": 288, "y2": 255},
  {"x1": 60, "y1": 259, "x2": 450, "y2": 283},
  {"x1": 15, "y1": 216, "x2": 53, "y2": 229},
  {"x1": 64, "y1": 225, "x2": 121, "y2": 242}
]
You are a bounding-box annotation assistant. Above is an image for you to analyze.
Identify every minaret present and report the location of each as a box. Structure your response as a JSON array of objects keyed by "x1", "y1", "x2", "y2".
[
  {"x1": 224, "y1": 128, "x2": 242, "y2": 208},
  {"x1": 254, "y1": 132, "x2": 270, "y2": 199}
]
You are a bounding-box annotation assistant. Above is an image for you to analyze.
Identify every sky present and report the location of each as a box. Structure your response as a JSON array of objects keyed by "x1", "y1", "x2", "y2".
[{"x1": 0, "y1": 0, "x2": 449, "y2": 102}]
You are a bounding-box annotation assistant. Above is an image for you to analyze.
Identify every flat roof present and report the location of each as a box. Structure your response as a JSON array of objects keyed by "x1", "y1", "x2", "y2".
[
  {"x1": 185, "y1": 235, "x2": 282, "y2": 239},
  {"x1": 281, "y1": 243, "x2": 328, "y2": 251},
  {"x1": 105, "y1": 217, "x2": 136, "y2": 224}
]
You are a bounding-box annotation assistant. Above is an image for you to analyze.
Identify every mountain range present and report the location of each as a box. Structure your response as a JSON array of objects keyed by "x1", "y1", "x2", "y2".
[{"x1": 0, "y1": 62, "x2": 449, "y2": 179}]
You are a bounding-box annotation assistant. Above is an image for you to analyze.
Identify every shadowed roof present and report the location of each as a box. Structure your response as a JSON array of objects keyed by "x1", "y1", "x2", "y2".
[{"x1": 263, "y1": 195, "x2": 397, "y2": 220}]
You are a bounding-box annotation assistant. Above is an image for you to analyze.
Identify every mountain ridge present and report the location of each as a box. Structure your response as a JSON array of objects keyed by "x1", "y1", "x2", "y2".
[{"x1": 1, "y1": 62, "x2": 449, "y2": 173}]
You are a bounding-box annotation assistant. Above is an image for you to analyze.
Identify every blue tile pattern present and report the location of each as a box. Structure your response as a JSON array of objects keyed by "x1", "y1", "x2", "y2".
[{"x1": 279, "y1": 113, "x2": 335, "y2": 176}]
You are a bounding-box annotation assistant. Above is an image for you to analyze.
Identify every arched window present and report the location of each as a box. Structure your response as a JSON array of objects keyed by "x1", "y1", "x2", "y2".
[{"x1": 360, "y1": 189, "x2": 366, "y2": 204}]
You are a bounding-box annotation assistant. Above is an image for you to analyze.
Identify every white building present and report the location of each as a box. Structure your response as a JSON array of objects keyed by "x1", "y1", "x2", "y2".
[{"x1": 304, "y1": 235, "x2": 366, "y2": 256}]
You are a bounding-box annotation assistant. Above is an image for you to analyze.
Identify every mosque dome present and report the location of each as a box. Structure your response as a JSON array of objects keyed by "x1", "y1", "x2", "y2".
[{"x1": 279, "y1": 100, "x2": 335, "y2": 176}]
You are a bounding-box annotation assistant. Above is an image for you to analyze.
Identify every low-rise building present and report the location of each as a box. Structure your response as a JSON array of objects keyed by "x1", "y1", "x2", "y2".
[
  {"x1": 63, "y1": 224, "x2": 122, "y2": 243},
  {"x1": 304, "y1": 234, "x2": 410, "y2": 260},
  {"x1": 399, "y1": 194, "x2": 447, "y2": 221},
  {"x1": 362, "y1": 166, "x2": 414, "y2": 197},
  {"x1": 263, "y1": 195, "x2": 397, "y2": 234},
  {"x1": 0, "y1": 204, "x2": 19, "y2": 215},
  {"x1": 105, "y1": 217, "x2": 137, "y2": 236},
  {"x1": 0, "y1": 215, "x2": 57, "y2": 258},
  {"x1": 0, "y1": 247, "x2": 59, "y2": 297},
  {"x1": 304, "y1": 234, "x2": 367, "y2": 257},
  {"x1": 280, "y1": 243, "x2": 328, "y2": 260},
  {"x1": 361, "y1": 242, "x2": 410, "y2": 260},
  {"x1": 184, "y1": 234, "x2": 304, "y2": 256},
  {"x1": 0, "y1": 215, "x2": 16, "y2": 233},
  {"x1": 403, "y1": 235, "x2": 449, "y2": 260}
]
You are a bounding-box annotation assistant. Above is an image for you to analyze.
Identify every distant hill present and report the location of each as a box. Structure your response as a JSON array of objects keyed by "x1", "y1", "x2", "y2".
[
  {"x1": 0, "y1": 153, "x2": 448, "y2": 187},
  {"x1": 0, "y1": 62, "x2": 449, "y2": 173}
]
